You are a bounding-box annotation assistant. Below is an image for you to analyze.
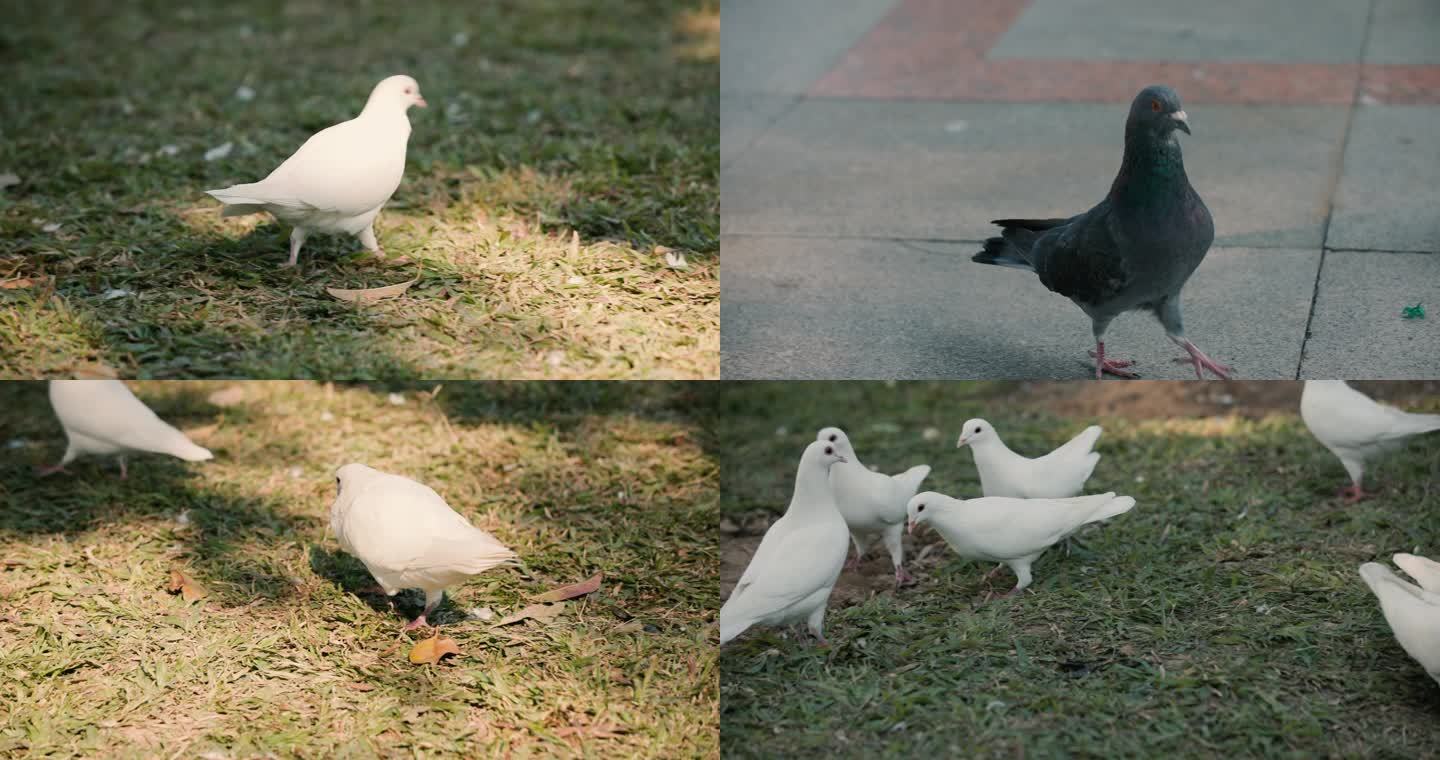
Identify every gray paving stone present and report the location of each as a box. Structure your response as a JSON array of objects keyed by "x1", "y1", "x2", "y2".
[
  {"x1": 990, "y1": 0, "x2": 1368, "y2": 63},
  {"x1": 1365, "y1": 0, "x2": 1440, "y2": 65},
  {"x1": 720, "y1": 0, "x2": 897, "y2": 94},
  {"x1": 721, "y1": 100, "x2": 1348, "y2": 249},
  {"x1": 721, "y1": 93, "x2": 798, "y2": 168},
  {"x1": 721, "y1": 236, "x2": 1317, "y2": 379},
  {"x1": 1300, "y1": 251, "x2": 1440, "y2": 379},
  {"x1": 1328, "y1": 105, "x2": 1440, "y2": 253}
]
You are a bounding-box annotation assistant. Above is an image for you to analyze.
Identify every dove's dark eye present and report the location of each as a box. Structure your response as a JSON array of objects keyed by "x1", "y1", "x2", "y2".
[
  {"x1": 974, "y1": 426, "x2": 981, "y2": 434},
  {"x1": 1150, "y1": 99, "x2": 1161, "y2": 112},
  {"x1": 824, "y1": 446, "x2": 833, "y2": 455},
  {"x1": 828, "y1": 434, "x2": 836, "y2": 442},
  {"x1": 917, "y1": 504, "x2": 925, "y2": 512}
]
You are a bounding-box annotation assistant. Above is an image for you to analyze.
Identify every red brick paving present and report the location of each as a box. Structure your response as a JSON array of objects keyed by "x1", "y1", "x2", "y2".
[{"x1": 809, "y1": 0, "x2": 1440, "y2": 105}]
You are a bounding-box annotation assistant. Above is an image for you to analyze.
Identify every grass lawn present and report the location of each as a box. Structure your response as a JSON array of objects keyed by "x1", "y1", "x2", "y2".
[
  {"x1": 718, "y1": 381, "x2": 1440, "y2": 758},
  {"x1": 0, "y1": 1, "x2": 718, "y2": 379},
  {"x1": 0, "y1": 381, "x2": 718, "y2": 757}
]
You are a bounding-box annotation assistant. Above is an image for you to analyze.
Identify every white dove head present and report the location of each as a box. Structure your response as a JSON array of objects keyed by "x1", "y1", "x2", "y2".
[
  {"x1": 906, "y1": 491, "x2": 946, "y2": 534},
  {"x1": 368, "y1": 75, "x2": 427, "y2": 112},
  {"x1": 957, "y1": 418, "x2": 994, "y2": 448},
  {"x1": 802, "y1": 439, "x2": 849, "y2": 471},
  {"x1": 815, "y1": 427, "x2": 856, "y2": 461}
]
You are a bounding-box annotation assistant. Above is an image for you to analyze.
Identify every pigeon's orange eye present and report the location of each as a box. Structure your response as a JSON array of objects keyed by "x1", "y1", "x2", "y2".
[{"x1": 1150, "y1": 99, "x2": 1161, "y2": 112}]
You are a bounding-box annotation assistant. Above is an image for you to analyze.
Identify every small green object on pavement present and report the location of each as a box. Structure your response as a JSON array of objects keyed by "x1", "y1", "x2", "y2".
[{"x1": 1401, "y1": 303, "x2": 1425, "y2": 320}]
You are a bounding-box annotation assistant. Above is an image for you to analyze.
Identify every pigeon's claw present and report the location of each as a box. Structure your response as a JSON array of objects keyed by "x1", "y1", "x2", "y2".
[
  {"x1": 1090, "y1": 343, "x2": 1140, "y2": 380},
  {"x1": 1171, "y1": 338, "x2": 1232, "y2": 380},
  {"x1": 33, "y1": 463, "x2": 69, "y2": 478},
  {"x1": 403, "y1": 615, "x2": 430, "y2": 631},
  {"x1": 894, "y1": 566, "x2": 915, "y2": 587},
  {"x1": 1339, "y1": 484, "x2": 1369, "y2": 503}
]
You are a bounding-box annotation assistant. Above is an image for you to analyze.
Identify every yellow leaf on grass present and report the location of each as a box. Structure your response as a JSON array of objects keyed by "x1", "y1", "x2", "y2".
[
  {"x1": 166, "y1": 569, "x2": 208, "y2": 603},
  {"x1": 0, "y1": 276, "x2": 48, "y2": 290},
  {"x1": 493, "y1": 602, "x2": 566, "y2": 627},
  {"x1": 408, "y1": 633, "x2": 461, "y2": 664},
  {"x1": 532, "y1": 572, "x2": 603, "y2": 603},
  {"x1": 326, "y1": 272, "x2": 419, "y2": 303}
]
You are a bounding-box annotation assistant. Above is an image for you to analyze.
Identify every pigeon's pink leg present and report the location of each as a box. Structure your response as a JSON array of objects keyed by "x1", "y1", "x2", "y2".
[
  {"x1": 1170, "y1": 337, "x2": 1232, "y2": 380},
  {"x1": 981, "y1": 563, "x2": 1005, "y2": 581},
  {"x1": 403, "y1": 615, "x2": 430, "y2": 631},
  {"x1": 117, "y1": 457, "x2": 128, "y2": 480},
  {"x1": 1089, "y1": 342, "x2": 1139, "y2": 379},
  {"x1": 844, "y1": 556, "x2": 862, "y2": 572},
  {"x1": 1339, "y1": 484, "x2": 1368, "y2": 502},
  {"x1": 33, "y1": 463, "x2": 69, "y2": 477},
  {"x1": 403, "y1": 589, "x2": 444, "y2": 631},
  {"x1": 894, "y1": 565, "x2": 914, "y2": 587},
  {"x1": 284, "y1": 228, "x2": 307, "y2": 268}
]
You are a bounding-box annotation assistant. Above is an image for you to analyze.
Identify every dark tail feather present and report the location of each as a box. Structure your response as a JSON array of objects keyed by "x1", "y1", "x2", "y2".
[
  {"x1": 991, "y1": 217, "x2": 1069, "y2": 232},
  {"x1": 973, "y1": 236, "x2": 1035, "y2": 271}
]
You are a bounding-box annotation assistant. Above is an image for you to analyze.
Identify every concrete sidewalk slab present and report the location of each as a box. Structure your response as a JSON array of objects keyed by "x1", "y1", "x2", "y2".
[
  {"x1": 720, "y1": 0, "x2": 898, "y2": 94},
  {"x1": 1301, "y1": 251, "x2": 1440, "y2": 379},
  {"x1": 1328, "y1": 105, "x2": 1440, "y2": 253},
  {"x1": 721, "y1": 235, "x2": 1317, "y2": 379},
  {"x1": 721, "y1": 99, "x2": 1348, "y2": 248},
  {"x1": 989, "y1": 0, "x2": 1368, "y2": 64},
  {"x1": 1367, "y1": 0, "x2": 1440, "y2": 65},
  {"x1": 721, "y1": 93, "x2": 798, "y2": 167}
]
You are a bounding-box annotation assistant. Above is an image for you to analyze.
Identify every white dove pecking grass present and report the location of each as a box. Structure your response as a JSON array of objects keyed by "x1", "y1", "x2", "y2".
[
  {"x1": 720, "y1": 440, "x2": 851, "y2": 646},
  {"x1": 1359, "y1": 558, "x2": 1440, "y2": 686},
  {"x1": 206, "y1": 75, "x2": 427, "y2": 268},
  {"x1": 1300, "y1": 381, "x2": 1440, "y2": 502},
  {"x1": 815, "y1": 426, "x2": 930, "y2": 587},
  {"x1": 39, "y1": 380, "x2": 214, "y2": 478},
  {"x1": 906, "y1": 490, "x2": 1135, "y2": 598},
  {"x1": 1394, "y1": 553, "x2": 1440, "y2": 593},
  {"x1": 330, "y1": 463, "x2": 516, "y2": 631}
]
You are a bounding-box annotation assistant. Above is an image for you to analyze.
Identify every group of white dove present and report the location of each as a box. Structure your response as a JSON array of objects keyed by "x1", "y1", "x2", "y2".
[
  {"x1": 720, "y1": 381, "x2": 1440, "y2": 688},
  {"x1": 37, "y1": 380, "x2": 516, "y2": 631}
]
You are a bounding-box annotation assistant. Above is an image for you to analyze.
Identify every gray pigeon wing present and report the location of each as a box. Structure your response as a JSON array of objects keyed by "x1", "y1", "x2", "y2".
[{"x1": 1031, "y1": 200, "x2": 1135, "y2": 308}]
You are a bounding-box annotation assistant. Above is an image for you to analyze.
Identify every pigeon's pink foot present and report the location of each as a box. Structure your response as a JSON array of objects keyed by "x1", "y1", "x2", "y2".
[
  {"x1": 33, "y1": 464, "x2": 69, "y2": 477},
  {"x1": 1001, "y1": 587, "x2": 1023, "y2": 599},
  {"x1": 1089, "y1": 343, "x2": 1139, "y2": 379},
  {"x1": 894, "y1": 566, "x2": 915, "y2": 587},
  {"x1": 1339, "y1": 484, "x2": 1368, "y2": 502},
  {"x1": 844, "y1": 556, "x2": 862, "y2": 572},
  {"x1": 1170, "y1": 338, "x2": 1232, "y2": 380},
  {"x1": 403, "y1": 615, "x2": 430, "y2": 631}
]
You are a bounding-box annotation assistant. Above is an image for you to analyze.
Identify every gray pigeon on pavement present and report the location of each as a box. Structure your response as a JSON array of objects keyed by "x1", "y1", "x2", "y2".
[{"x1": 972, "y1": 85, "x2": 1228, "y2": 380}]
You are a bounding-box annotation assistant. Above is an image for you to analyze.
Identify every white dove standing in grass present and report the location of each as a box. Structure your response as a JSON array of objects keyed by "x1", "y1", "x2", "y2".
[
  {"x1": 958, "y1": 419, "x2": 1102, "y2": 499},
  {"x1": 720, "y1": 440, "x2": 850, "y2": 646},
  {"x1": 330, "y1": 463, "x2": 516, "y2": 631},
  {"x1": 906, "y1": 490, "x2": 1135, "y2": 598},
  {"x1": 40, "y1": 380, "x2": 214, "y2": 478},
  {"x1": 1359, "y1": 557, "x2": 1440, "y2": 686},
  {"x1": 206, "y1": 75, "x2": 426, "y2": 267},
  {"x1": 1300, "y1": 381, "x2": 1440, "y2": 501},
  {"x1": 815, "y1": 427, "x2": 930, "y2": 587}
]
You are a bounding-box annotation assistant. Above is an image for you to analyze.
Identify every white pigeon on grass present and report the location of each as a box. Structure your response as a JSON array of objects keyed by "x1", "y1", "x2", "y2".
[
  {"x1": 720, "y1": 440, "x2": 850, "y2": 646},
  {"x1": 206, "y1": 74, "x2": 427, "y2": 267},
  {"x1": 816, "y1": 427, "x2": 930, "y2": 587},
  {"x1": 958, "y1": 419, "x2": 1102, "y2": 499},
  {"x1": 330, "y1": 463, "x2": 516, "y2": 630},
  {"x1": 906, "y1": 490, "x2": 1135, "y2": 597},
  {"x1": 40, "y1": 380, "x2": 214, "y2": 478},
  {"x1": 1300, "y1": 381, "x2": 1440, "y2": 501},
  {"x1": 1359, "y1": 559, "x2": 1440, "y2": 686}
]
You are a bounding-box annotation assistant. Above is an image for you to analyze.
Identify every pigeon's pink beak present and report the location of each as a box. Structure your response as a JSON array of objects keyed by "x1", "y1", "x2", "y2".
[
  {"x1": 906, "y1": 519, "x2": 915, "y2": 535},
  {"x1": 416, "y1": 96, "x2": 428, "y2": 108},
  {"x1": 956, "y1": 436, "x2": 969, "y2": 448}
]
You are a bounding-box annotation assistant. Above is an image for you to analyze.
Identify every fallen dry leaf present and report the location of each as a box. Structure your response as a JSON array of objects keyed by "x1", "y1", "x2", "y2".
[
  {"x1": 532, "y1": 573, "x2": 602, "y2": 603},
  {"x1": 493, "y1": 602, "x2": 566, "y2": 627},
  {"x1": 0, "y1": 277, "x2": 47, "y2": 290},
  {"x1": 408, "y1": 633, "x2": 461, "y2": 665},
  {"x1": 346, "y1": 682, "x2": 376, "y2": 692},
  {"x1": 326, "y1": 273, "x2": 419, "y2": 303},
  {"x1": 207, "y1": 386, "x2": 247, "y2": 407},
  {"x1": 166, "y1": 569, "x2": 208, "y2": 603}
]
